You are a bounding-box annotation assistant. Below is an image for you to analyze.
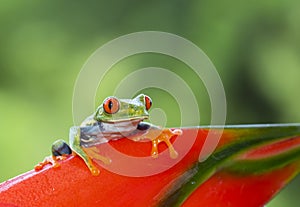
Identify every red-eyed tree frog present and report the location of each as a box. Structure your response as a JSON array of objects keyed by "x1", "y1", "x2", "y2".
[{"x1": 35, "y1": 94, "x2": 182, "y2": 176}]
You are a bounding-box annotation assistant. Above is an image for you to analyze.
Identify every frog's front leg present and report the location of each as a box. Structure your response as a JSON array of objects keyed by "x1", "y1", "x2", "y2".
[
  {"x1": 69, "y1": 127, "x2": 111, "y2": 176},
  {"x1": 134, "y1": 122, "x2": 183, "y2": 159},
  {"x1": 69, "y1": 128, "x2": 101, "y2": 176}
]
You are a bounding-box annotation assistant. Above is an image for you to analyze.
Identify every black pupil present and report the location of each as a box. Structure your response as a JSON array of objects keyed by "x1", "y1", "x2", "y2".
[{"x1": 108, "y1": 100, "x2": 113, "y2": 110}]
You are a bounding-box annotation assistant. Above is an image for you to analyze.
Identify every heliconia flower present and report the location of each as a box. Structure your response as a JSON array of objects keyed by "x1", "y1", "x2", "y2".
[{"x1": 1, "y1": 124, "x2": 300, "y2": 207}]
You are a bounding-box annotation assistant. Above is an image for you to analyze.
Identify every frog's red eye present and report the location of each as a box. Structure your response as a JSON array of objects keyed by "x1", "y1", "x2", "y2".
[
  {"x1": 103, "y1": 97, "x2": 119, "y2": 114},
  {"x1": 145, "y1": 95, "x2": 152, "y2": 111}
]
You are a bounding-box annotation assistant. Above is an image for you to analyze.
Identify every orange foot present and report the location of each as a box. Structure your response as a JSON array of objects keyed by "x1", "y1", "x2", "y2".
[
  {"x1": 34, "y1": 155, "x2": 70, "y2": 171},
  {"x1": 150, "y1": 128, "x2": 183, "y2": 159},
  {"x1": 77, "y1": 147, "x2": 111, "y2": 176}
]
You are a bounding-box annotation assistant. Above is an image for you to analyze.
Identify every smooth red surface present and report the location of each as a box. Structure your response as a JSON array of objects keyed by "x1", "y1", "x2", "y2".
[
  {"x1": 0, "y1": 128, "x2": 299, "y2": 207},
  {"x1": 182, "y1": 163, "x2": 299, "y2": 207},
  {"x1": 0, "y1": 129, "x2": 202, "y2": 207},
  {"x1": 242, "y1": 136, "x2": 300, "y2": 159}
]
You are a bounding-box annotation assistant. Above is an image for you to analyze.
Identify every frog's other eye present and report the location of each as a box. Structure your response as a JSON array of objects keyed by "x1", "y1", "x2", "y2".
[
  {"x1": 103, "y1": 97, "x2": 120, "y2": 114},
  {"x1": 144, "y1": 95, "x2": 152, "y2": 111}
]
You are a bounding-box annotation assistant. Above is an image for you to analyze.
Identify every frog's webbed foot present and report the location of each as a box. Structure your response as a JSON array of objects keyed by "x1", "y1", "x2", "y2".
[
  {"x1": 34, "y1": 139, "x2": 72, "y2": 171},
  {"x1": 151, "y1": 128, "x2": 183, "y2": 159},
  {"x1": 34, "y1": 155, "x2": 66, "y2": 171}
]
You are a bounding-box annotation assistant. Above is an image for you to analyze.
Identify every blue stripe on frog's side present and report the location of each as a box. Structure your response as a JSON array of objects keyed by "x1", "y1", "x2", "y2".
[{"x1": 80, "y1": 120, "x2": 150, "y2": 148}]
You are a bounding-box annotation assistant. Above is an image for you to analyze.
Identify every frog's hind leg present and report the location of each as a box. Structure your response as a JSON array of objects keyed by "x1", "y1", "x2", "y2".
[
  {"x1": 51, "y1": 139, "x2": 72, "y2": 165},
  {"x1": 52, "y1": 139, "x2": 72, "y2": 157},
  {"x1": 34, "y1": 139, "x2": 72, "y2": 171}
]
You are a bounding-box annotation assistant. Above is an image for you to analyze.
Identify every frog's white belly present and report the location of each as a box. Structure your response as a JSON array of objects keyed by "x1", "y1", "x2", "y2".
[{"x1": 79, "y1": 120, "x2": 142, "y2": 148}]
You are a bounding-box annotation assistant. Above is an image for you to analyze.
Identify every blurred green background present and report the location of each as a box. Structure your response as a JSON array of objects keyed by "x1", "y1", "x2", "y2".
[{"x1": 0, "y1": 0, "x2": 300, "y2": 206}]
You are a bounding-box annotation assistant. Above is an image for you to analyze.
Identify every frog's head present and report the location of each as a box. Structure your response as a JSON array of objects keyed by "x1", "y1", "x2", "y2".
[{"x1": 94, "y1": 94, "x2": 152, "y2": 123}]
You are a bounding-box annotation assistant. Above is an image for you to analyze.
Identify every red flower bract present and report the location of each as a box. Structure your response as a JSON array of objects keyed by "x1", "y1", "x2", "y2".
[{"x1": 1, "y1": 124, "x2": 300, "y2": 207}]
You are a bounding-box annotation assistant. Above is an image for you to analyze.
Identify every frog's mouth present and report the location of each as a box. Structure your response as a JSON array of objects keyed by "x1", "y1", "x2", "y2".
[{"x1": 102, "y1": 115, "x2": 149, "y2": 123}]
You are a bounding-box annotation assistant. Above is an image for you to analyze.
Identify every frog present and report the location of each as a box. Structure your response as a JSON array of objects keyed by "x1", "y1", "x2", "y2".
[{"x1": 35, "y1": 94, "x2": 182, "y2": 176}]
